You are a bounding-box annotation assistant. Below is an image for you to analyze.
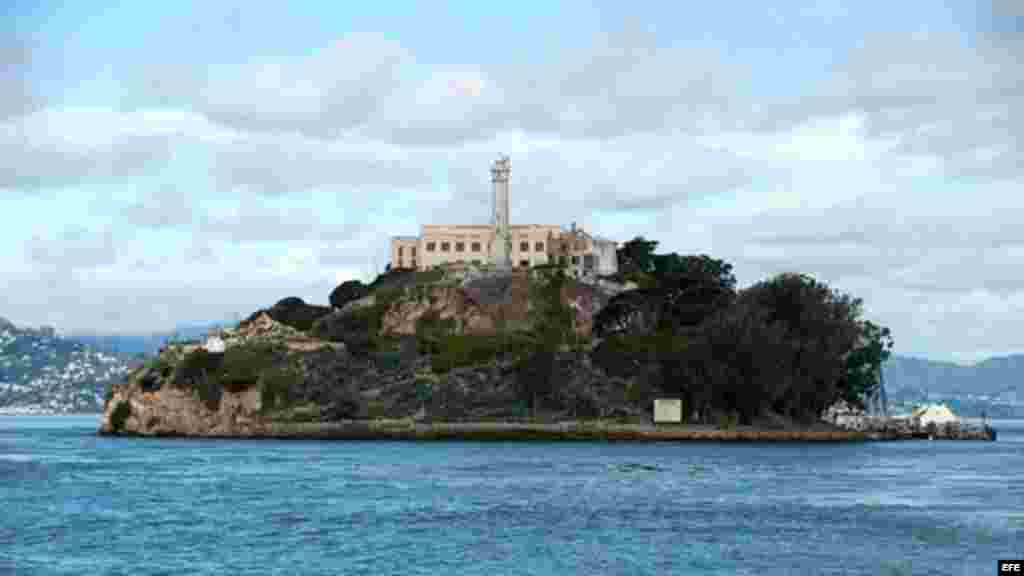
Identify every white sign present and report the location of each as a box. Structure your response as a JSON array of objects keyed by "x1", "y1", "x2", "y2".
[{"x1": 654, "y1": 398, "x2": 682, "y2": 423}]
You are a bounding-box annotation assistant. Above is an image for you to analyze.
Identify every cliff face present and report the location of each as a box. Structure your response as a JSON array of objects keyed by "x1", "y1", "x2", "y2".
[
  {"x1": 99, "y1": 269, "x2": 643, "y2": 436},
  {"x1": 101, "y1": 378, "x2": 265, "y2": 436},
  {"x1": 100, "y1": 313, "x2": 354, "y2": 436},
  {"x1": 380, "y1": 273, "x2": 614, "y2": 338}
]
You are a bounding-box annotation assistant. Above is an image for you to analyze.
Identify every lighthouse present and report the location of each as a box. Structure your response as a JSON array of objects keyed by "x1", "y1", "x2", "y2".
[{"x1": 490, "y1": 155, "x2": 512, "y2": 269}]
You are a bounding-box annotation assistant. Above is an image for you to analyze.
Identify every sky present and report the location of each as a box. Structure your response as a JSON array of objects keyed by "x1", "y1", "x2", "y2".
[{"x1": 1, "y1": 1, "x2": 1021, "y2": 364}]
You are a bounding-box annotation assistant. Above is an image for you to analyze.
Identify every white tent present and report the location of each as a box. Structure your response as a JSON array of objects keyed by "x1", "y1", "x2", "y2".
[{"x1": 911, "y1": 404, "x2": 959, "y2": 426}]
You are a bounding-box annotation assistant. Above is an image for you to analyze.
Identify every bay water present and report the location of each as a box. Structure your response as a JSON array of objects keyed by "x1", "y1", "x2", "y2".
[{"x1": 2, "y1": 416, "x2": 1022, "y2": 575}]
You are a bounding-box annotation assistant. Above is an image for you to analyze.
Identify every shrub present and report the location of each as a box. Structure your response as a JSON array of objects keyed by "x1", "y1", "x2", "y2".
[
  {"x1": 220, "y1": 342, "x2": 280, "y2": 392},
  {"x1": 110, "y1": 401, "x2": 131, "y2": 432},
  {"x1": 625, "y1": 378, "x2": 651, "y2": 406},
  {"x1": 145, "y1": 355, "x2": 173, "y2": 376},
  {"x1": 174, "y1": 349, "x2": 224, "y2": 411},
  {"x1": 366, "y1": 399, "x2": 389, "y2": 420},
  {"x1": 716, "y1": 411, "x2": 739, "y2": 430},
  {"x1": 415, "y1": 269, "x2": 444, "y2": 284},
  {"x1": 311, "y1": 310, "x2": 374, "y2": 355},
  {"x1": 415, "y1": 310, "x2": 456, "y2": 354},
  {"x1": 430, "y1": 334, "x2": 504, "y2": 373},
  {"x1": 375, "y1": 350, "x2": 402, "y2": 370},
  {"x1": 259, "y1": 365, "x2": 301, "y2": 413},
  {"x1": 174, "y1": 343, "x2": 285, "y2": 411},
  {"x1": 176, "y1": 348, "x2": 223, "y2": 380}
]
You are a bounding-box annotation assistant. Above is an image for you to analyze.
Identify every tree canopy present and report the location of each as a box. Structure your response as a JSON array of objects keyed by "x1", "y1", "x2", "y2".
[{"x1": 594, "y1": 245, "x2": 893, "y2": 424}]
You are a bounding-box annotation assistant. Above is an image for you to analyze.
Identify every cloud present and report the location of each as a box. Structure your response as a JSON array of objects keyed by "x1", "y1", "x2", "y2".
[
  {"x1": 141, "y1": 25, "x2": 750, "y2": 147},
  {"x1": 435, "y1": 133, "x2": 752, "y2": 232},
  {"x1": 0, "y1": 109, "x2": 175, "y2": 192},
  {"x1": 207, "y1": 132, "x2": 431, "y2": 195},
  {"x1": 367, "y1": 24, "x2": 751, "y2": 146},
  {"x1": 123, "y1": 186, "x2": 195, "y2": 229},
  {"x1": 779, "y1": 31, "x2": 1023, "y2": 181},
  {"x1": 197, "y1": 197, "x2": 362, "y2": 244},
  {"x1": 0, "y1": 42, "x2": 41, "y2": 121},
  {"x1": 24, "y1": 225, "x2": 117, "y2": 271},
  {"x1": 143, "y1": 33, "x2": 409, "y2": 139}
]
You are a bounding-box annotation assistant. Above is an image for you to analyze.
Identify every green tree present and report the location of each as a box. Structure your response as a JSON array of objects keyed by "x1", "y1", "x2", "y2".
[
  {"x1": 654, "y1": 254, "x2": 736, "y2": 331},
  {"x1": 837, "y1": 320, "x2": 894, "y2": 409},
  {"x1": 739, "y1": 273, "x2": 863, "y2": 419},
  {"x1": 617, "y1": 236, "x2": 659, "y2": 276},
  {"x1": 516, "y1": 266, "x2": 576, "y2": 415}
]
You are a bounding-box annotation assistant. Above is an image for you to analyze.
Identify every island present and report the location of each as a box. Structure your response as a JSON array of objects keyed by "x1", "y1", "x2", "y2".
[{"x1": 99, "y1": 237, "x2": 996, "y2": 442}]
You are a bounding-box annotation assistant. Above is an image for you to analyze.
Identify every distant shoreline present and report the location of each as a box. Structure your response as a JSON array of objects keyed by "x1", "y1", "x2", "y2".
[{"x1": 96, "y1": 420, "x2": 998, "y2": 442}]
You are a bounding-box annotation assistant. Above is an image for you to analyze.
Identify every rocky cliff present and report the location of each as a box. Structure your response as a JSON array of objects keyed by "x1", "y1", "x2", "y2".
[{"x1": 100, "y1": 268, "x2": 643, "y2": 437}]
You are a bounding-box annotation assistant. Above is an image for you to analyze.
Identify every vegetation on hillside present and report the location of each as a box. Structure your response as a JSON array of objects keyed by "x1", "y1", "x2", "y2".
[
  {"x1": 126, "y1": 234, "x2": 893, "y2": 427},
  {"x1": 588, "y1": 236, "x2": 894, "y2": 424}
]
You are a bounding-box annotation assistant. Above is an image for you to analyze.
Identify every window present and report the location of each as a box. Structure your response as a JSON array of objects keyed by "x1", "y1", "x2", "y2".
[
  {"x1": 398, "y1": 246, "x2": 404, "y2": 257},
  {"x1": 519, "y1": 259, "x2": 529, "y2": 268},
  {"x1": 520, "y1": 241, "x2": 529, "y2": 252},
  {"x1": 471, "y1": 242, "x2": 481, "y2": 252},
  {"x1": 441, "y1": 242, "x2": 450, "y2": 252},
  {"x1": 571, "y1": 256, "x2": 579, "y2": 265},
  {"x1": 535, "y1": 241, "x2": 544, "y2": 252},
  {"x1": 456, "y1": 242, "x2": 465, "y2": 252},
  {"x1": 426, "y1": 242, "x2": 436, "y2": 252},
  {"x1": 411, "y1": 259, "x2": 417, "y2": 268},
  {"x1": 411, "y1": 247, "x2": 417, "y2": 256}
]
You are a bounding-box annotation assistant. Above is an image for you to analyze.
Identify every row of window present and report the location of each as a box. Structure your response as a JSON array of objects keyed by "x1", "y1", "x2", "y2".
[
  {"x1": 395, "y1": 256, "x2": 588, "y2": 270},
  {"x1": 422, "y1": 240, "x2": 546, "y2": 253},
  {"x1": 397, "y1": 246, "x2": 417, "y2": 257},
  {"x1": 398, "y1": 254, "x2": 584, "y2": 266}
]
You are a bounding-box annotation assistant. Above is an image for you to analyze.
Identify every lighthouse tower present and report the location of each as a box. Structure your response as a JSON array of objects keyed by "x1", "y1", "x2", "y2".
[{"x1": 490, "y1": 155, "x2": 512, "y2": 269}]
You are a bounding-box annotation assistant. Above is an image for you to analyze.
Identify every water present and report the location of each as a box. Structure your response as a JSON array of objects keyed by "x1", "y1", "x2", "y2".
[{"x1": 2, "y1": 416, "x2": 1022, "y2": 575}]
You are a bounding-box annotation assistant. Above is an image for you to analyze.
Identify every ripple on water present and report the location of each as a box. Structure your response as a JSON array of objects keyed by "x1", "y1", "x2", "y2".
[{"x1": 2, "y1": 419, "x2": 1022, "y2": 576}]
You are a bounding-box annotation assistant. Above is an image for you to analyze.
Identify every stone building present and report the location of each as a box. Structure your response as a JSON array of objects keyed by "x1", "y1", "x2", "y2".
[
  {"x1": 389, "y1": 157, "x2": 618, "y2": 277},
  {"x1": 545, "y1": 223, "x2": 618, "y2": 278}
]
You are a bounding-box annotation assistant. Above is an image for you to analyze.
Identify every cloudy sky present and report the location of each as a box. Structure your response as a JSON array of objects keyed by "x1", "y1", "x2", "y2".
[{"x1": 2, "y1": 1, "x2": 1021, "y2": 363}]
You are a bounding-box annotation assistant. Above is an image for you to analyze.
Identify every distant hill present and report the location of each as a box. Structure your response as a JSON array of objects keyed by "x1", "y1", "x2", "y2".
[
  {"x1": 883, "y1": 354, "x2": 1024, "y2": 418},
  {"x1": 0, "y1": 320, "x2": 137, "y2": 414},
  {"x1": 884, "y1": 354, "x2": 1023, "y2": 399}
]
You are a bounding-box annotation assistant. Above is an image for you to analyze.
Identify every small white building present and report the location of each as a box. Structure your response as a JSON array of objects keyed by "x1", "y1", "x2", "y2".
[{"x1": 204, "y1": 336, "x2": 226, "y2": 354}]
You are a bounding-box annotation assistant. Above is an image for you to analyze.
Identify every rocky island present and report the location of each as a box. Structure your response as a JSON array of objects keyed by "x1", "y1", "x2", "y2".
[{"x1": 100, "y1": 239, "x2": 996, "y2": 442}]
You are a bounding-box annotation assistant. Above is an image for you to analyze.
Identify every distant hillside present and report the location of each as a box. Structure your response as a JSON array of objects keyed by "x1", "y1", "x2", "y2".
[
  {"x1": 884, "y1": 354, "x2": 1023, "y2": 400},
  {"x1": 0, "y1": 319, "x2": 137, "y2": 414},
  {"x1": 70, "y1": 322, "x2": 230, "y2": 356}
]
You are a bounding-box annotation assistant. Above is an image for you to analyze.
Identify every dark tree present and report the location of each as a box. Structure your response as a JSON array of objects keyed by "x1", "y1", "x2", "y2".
[
  {"x1": 616, "y1": 236, "x2": 659, "y2": 276},
  {"x1": 329, "y1": 280, "x2": 370, "y2": 309},
  {"x1": 654, "y1": 254, "x2": 737, "y2": 331},
  {"x1": 738, "y1": 273, "x2": 863, "y2": 418},
  {"x1": 837, "y1": 320, "x2": 894, "y2": 409}
]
